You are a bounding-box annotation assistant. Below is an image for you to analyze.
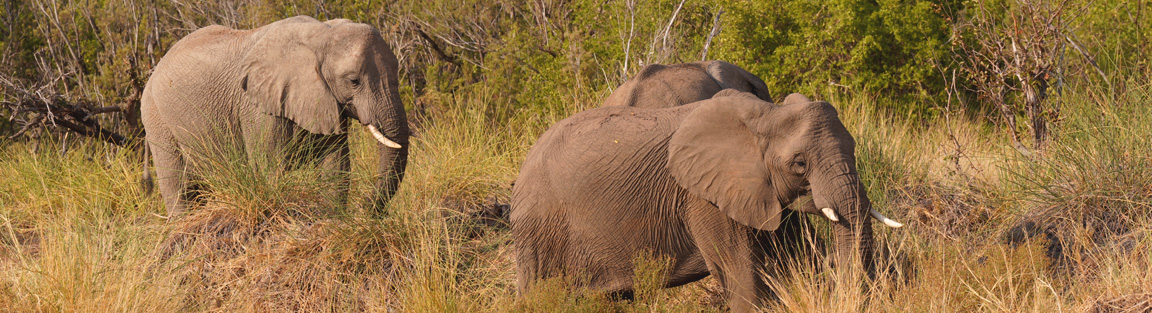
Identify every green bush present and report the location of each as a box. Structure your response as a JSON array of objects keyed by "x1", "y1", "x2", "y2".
[
  {"x1": 1075, "y1": 0, "x2": 1152, "y2": 79},
  {"x1": 712, "y1": 0, "x2": 959, "y2": 116}
]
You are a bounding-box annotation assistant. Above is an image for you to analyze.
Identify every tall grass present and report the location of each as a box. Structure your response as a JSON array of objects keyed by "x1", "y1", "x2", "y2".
[
  {"x1": 3, "y1": 77, "x2": 1152, "y2": 312},
  {"x1": 0, "y1": 141, "x2": 178, "y2": 311}
]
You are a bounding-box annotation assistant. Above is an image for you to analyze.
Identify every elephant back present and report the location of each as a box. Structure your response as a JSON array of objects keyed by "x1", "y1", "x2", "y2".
[{"x1": 602, "y1": 61, "x2": 771, "y2": 109}]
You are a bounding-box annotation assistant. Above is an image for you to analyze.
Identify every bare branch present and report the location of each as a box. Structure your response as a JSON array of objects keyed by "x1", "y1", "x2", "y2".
[
  {"x1": 700, "y1": 8, "x2": 723, "y2": 61},
  {"x1": 1064, "y1": 33, "x2": 1113, "y2": 95},
  {"x1": 8, "y1": 113, "x2": 44, "y2": 139},
  {"x1": 947, "y1": 0, "x2": 1086, "y2": 150},
  {"x1": 412, "y1": 24, "x2": 464, "y2": 68},
  {"x1": 2, "y1": 74, "x2": 130, "y2": 146},
  {"x1": 621, "y1": 0, "x2": 636, "y2": 80}
]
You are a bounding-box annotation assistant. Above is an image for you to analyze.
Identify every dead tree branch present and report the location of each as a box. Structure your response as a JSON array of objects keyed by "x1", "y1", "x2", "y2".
[
  {"x1": 700, "y1": 8, "x2": 723, "y2": 61},
  {"x1": 412, "y1": 24, "x2": 464, "y2": 68},
  {"x1": 2, "y1": 75, "x2": 128, "y2": 146}
]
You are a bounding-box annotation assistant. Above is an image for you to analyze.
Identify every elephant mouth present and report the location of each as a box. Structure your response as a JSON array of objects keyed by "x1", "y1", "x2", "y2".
[{"x1": 340, "y1": 105, "x2": 404, "y2": 149}]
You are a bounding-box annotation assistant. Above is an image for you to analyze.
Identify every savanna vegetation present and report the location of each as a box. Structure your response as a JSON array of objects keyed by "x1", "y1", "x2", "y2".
[{"x1": 2, "y1": 0, "x2": 1151, "y2": 311}]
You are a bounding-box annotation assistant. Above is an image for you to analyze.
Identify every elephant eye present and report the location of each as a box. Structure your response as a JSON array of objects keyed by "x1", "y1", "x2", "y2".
[
  {"x1": 349, "y1": 78, "x2": 361, "y2": 87},
  {"x1": 791, "y1": 156, "x2": 807, "y2": 174}
]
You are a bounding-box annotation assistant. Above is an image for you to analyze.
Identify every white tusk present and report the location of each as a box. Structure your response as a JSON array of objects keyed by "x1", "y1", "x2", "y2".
[
  {"x1": 367, "y1": 125, "x2": 402, "y2": 149},
  {"x1": 870, "y1": 209, "x2": 904, "y2": 228},
  {"x1": 821, "y1": 208, "x2": 840, "y2": 222}
]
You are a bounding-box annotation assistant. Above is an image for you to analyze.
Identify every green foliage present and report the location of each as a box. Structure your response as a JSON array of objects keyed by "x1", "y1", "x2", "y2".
[
  {"x1": 712, "y1": 0, "x2": 958, "y2": 117},
  {"x1": 1076, "y1": 0, "x2": 1152, "y2": 78},
  {"x1": 1, "y1": 2, "x2": 45, "y2": 81},
  {"x1": 400, "y1": 0, "x2": 717, "y2": 118}
]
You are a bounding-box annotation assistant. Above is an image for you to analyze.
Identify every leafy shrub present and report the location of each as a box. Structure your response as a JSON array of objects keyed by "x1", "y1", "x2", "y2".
[{"x1": 712, "y1": 0, "x2": 959, "y2": 116}]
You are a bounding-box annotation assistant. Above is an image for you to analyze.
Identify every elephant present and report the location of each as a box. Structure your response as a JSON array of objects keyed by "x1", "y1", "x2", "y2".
[
  {"x1": 510, "y1": 90, "x2": 903, "y2": 311},
  {"x1": 602, "y1": 60, "x2": 772, "y2": 108},
  {"x1": 601, "y1": 60, "x2": 822, "y2": 273},
  {"x1": 140, "y1": 16, "x2": 409, "y2": 216}
]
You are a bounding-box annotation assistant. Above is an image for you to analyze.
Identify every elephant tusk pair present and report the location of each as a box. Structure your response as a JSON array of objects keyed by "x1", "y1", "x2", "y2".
[
  {"x1": 819, "y1": 207, "x2": 905, "y2": 228},
  {"x1": 367, "y1": 125, "x2": 403, "y2": 149}
]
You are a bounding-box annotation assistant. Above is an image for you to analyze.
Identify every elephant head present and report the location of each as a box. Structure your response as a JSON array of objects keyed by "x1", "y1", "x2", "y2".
[
  {"x1": 241, "y1": 16, "x2": 409, "y2": 205},
  {"x1": 667, "y1": 90, "x2": 901, "y2": 270}
]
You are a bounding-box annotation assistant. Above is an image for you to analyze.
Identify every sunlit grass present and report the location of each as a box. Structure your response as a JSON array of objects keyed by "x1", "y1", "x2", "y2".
[{"x1": 1, "y1": 78, "x2": 1150, "y2": 312}]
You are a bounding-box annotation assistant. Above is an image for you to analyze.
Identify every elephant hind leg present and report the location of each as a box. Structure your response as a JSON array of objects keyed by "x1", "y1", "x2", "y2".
[
  {"x1": 511, "y1": 212, "x2": 573, "y2": 296},
  {"x1": 149, "y1": 139, "x2": 196, "y2": 217}
]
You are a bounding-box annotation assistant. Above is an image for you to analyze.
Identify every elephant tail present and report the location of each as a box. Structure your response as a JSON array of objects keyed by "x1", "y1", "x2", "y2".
[{"x1": 140, "y1": 143, "x2": 154, "y2": 194}]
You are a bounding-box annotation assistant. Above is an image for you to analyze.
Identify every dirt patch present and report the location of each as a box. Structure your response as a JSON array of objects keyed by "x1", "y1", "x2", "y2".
[
  {"x1": 1001, "y1": 205, "x2": 1148, "y2": 279},
  {"x1": 0, "y1": 225, "x2": 39, "y2": 262}
]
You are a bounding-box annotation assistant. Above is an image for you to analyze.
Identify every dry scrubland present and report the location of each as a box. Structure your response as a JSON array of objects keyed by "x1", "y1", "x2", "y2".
[
  {"x1": 2, "y1": 1, "x2": 1152, "y2": 312},
  {"x1": 2, "y1": 81, "x2": 1150, "y2": 312}
]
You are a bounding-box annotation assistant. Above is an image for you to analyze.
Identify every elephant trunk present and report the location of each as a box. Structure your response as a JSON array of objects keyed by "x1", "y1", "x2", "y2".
[
  {"x1": 356, "y1": 70, "x2": 409, "y2": 212},
  {"x1": 373, "y1": 133, "x2": 408, "y2": 210},
  {"x1": 831, "y1": 195, "x2": 874, "y2": 274},
  {"x1": 813, "y1": 161, "x2": 875, "y2": 275}
]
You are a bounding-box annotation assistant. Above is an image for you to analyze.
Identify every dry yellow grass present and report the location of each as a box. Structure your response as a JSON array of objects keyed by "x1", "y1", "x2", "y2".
[{"x1": 2, "y1": 75, "x2": 1151, "y2": 313}]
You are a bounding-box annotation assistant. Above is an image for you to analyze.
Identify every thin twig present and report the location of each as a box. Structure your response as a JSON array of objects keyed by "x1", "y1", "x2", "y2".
[{"x1": 621, "y1": 0, "x2": 636, "y2": 80}]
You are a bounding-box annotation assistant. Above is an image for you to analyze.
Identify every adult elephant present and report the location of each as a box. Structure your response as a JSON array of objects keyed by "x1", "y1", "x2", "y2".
[
  {"x1": 141, "y1": 16, "x2": 409, "y2": 216},
  {"x1": 602, "y1": 60, "x2": 772, "y2": 108},
  {"x1": 603, "y1": 60, "x2": 821, "y2": 276},
  {"x1": 511, "y1": 90, "x2": 903, "y2": 312}
]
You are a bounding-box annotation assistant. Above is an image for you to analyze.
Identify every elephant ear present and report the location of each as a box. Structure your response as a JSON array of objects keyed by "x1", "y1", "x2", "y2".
[
  {"x1": 705, "y1": 61, "x2": 772, "y2": 101},
  {"x1": 668, "y1": 98, "x2": 783, "y2": 231},
  {"x1": 241, "y1": 18, "x2": 342, "y2": 135}
]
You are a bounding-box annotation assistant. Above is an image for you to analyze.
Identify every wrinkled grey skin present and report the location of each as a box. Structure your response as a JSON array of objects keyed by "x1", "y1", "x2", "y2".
[
  {"x1": 141, "y1": 16, "x2": 409, "y2": 216},
  {"x1": 511, "y1": 90, "x2": 874, "y2": 312},
  {"x1": 602, "y1": 60, "x2": 772, "y2": 108},
  {"x1": 601, "y1": 60, "x2": 817, "y2": 276}
]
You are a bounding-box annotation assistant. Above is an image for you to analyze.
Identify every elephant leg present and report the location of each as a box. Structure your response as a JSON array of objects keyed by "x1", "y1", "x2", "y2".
[
  {"x1": 317, "y1": 134, "x2": 350, "y2": 214},
  {"x1": 757, "y1": 211, "x2": 821, "y2": 274},
  {"x1": 149, "y1": 138, "x2": 194, "y2": 217},
  {"x1": 690, "y1": 219, "x2": 771, "y2": 312}
]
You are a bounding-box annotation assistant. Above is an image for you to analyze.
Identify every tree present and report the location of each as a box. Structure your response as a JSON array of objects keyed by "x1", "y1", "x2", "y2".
[{"x1": 949, "y1": 0, "x2": 1092, "y2": 151}]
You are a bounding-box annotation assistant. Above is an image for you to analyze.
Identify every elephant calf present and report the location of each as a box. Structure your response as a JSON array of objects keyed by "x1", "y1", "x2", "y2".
[
  {"x1": 511, "y1": 90, "x2": 902, "y2": 311},
  {"x1": 141, "y1": 16, "x2": 409, "y2": 216}
]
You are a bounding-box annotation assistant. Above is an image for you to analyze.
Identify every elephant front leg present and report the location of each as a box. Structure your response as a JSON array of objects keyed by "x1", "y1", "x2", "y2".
[
  {"x1": 316, "y1": 134, "x2": 351, "y2": 214},
  {"x1": 758, "y1": 211, "x2": 823, "y2": 275},
  {"x1": 689, "y1": 216, "x2": 772, "y2": 312}
]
